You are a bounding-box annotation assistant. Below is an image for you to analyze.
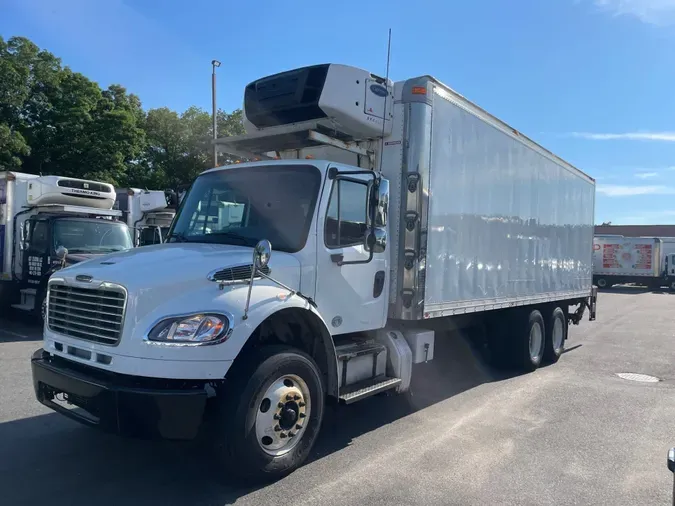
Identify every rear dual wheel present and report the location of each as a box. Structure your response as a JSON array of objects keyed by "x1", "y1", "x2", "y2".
[
  {"x1": 489, "y1": 306, "x2": 566, "y2": 372},
  {"x1": 543, "y1": 307, "x2": 567, "y2": 364}
]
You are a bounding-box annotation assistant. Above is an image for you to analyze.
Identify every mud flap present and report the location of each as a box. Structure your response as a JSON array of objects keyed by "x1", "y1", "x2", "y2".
[{"x1": 588, "y1": 286, "x2": 598, "y2": 321}]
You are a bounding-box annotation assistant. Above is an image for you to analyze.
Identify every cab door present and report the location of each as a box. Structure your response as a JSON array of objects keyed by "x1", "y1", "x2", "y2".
[
  {"x1": 22, "y1": 218, "x2": 51, "y2": 286},
  {"x1": 314, "y1": 168, "x2": 388, "y2": 335}
]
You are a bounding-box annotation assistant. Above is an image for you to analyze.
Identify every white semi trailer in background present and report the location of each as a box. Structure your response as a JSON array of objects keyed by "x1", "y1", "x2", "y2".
[
  {"x1": 31, "y1": 63, "x2": 598, "y2": 480},
  {"x1": 0, "y1": 172, "x2": 133, "y2": 321},
  {"x1": 593, "y1": 235, "x2": 675, "y2": 290},
  {"x1": 115, "y1": 188, "x2": 178, "y2": 246}
]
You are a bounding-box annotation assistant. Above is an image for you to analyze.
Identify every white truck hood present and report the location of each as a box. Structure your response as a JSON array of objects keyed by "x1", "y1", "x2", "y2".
[
  {"x1": 57, "y1": 242, "x2": 301, "y2": 294},
  {"x1": 43, "y1": 242, "x2": 308, "y2": 378}
]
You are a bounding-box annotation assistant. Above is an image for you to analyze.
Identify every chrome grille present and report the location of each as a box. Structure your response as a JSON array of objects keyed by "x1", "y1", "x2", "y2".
[
  {"x1": 47, "y1": 283, "x2": 125, "y2": 345},
  {"x1": 210, "y1": 264, "x2": 270, "y2": 282}
]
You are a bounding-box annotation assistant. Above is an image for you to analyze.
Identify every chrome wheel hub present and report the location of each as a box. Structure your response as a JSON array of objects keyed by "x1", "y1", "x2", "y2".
[
  {"x1": 529, "y1": 322, "x2": 543, "y2": 361},
  {"x1": 255, "y1": 374, "x2": 310, "y2": 456}
]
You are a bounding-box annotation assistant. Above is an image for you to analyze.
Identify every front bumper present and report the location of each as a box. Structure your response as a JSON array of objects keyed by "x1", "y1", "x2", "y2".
[{"x1": 31, "y1": 349, "x2": 208, "y2": 440}]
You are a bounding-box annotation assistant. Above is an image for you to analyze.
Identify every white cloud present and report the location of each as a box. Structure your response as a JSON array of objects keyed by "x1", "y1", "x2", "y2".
[
  {"x1": 635, "y1": 171, "x2": 659, "y2": 179},
  {"x1": 590, "y1": 0, "x2": 675, "y2": 25},
  {"x1": 570, "y1": 131, "x2": 675, "y2": 141},
  {"x1": 596, "y1": 184, "x2": 675, "y2": 196}
]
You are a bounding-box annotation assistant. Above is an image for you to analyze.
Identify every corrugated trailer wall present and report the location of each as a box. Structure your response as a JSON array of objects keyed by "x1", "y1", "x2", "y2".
[{"x1": 423, "y1": 87, "x2": 595, "y2": 317}]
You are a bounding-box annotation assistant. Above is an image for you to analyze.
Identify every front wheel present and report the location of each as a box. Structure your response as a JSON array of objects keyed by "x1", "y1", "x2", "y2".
[{"x1": 213, "y1": 346, "x2": 325, "y2": 483}]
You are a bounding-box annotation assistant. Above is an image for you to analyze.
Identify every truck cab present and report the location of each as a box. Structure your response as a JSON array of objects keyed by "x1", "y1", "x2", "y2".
[
  {"x1": 0, "y1": 172, "x2": 133, "y2": 320},
  {"x1": 18, "y1": 213, "x2": 133, "y2": 318},
  {"x1": 115, "y1": 188, "x2": 178, "y2": 247}
]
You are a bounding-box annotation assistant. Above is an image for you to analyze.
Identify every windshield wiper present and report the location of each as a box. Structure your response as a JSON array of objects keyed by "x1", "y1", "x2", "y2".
[
  {"x1": 201, "y1": 231, "x2": 254, "y2": 245},
  {"x1": 169, "y1": 232, "x2": 191, "y2": 243}
]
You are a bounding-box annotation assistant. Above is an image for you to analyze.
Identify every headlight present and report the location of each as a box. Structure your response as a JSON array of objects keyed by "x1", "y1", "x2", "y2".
[{"x1": 147, "y1": 313, "x2": 231, "y2": 345}]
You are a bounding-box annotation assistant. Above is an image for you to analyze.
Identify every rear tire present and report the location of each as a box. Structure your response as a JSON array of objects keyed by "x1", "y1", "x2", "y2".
[
  {"x1": 212, "y1": 346, "x2": 325, "y2": 483},
  {"x1": 543, "y1": 307, "x2": 566, "y2": 364},
  {"x1": 512, "y1": 309, "x2": 545, "y2": 372}
]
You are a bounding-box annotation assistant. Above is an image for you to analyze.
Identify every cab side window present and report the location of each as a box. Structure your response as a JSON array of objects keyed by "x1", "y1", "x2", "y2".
[{"x1": 325, "y1": 179, "x2": 368, "y2": 248}]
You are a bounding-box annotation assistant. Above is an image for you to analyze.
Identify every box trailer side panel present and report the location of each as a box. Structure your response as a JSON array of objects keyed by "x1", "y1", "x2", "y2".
[
  {"x1": 592, "y1": 236, "x2": 661, "y2": 277},
  {"x1": 422, "y1": 86, "x2": 595, "y2": 317}
]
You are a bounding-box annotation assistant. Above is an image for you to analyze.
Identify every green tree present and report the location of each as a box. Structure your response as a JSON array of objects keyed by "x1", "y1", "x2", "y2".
[
  {"x1": 141, "y1": 106, "x2": 245, "y2": 190},
  {"x1": 0, "y1": 36, "x2": 145, "y2": 184},
  {"x1": 0, "y1": 35, "x2": 244, "y2": 188}
]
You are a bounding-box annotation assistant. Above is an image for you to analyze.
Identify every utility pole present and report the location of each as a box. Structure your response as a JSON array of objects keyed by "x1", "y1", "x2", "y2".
[{"x1": 211, "y1": 59, "x2": 221, "y2": 167}]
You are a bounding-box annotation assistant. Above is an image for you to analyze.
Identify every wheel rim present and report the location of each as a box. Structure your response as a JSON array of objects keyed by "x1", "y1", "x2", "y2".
[
  {"x1": 255, "y1": 374, "x2": 311, "y2": 456},
  {"x1": 597, "y1": 279, "x2": 607, "y2": 288},
  {"x1": 529, "y1": 322, "x2": 543, "y2": 361},
  {"x1": 670, "y1": 282, "x2": 675, "y2": 290},
  {"x1": 552, "y1": 317, "x2": 564, "y2": 352}
]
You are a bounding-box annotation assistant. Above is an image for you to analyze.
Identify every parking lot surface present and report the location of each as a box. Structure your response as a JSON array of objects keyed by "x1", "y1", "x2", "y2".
[{"x1": 2, "y1": 288, "x2": 674, "y2": 505}]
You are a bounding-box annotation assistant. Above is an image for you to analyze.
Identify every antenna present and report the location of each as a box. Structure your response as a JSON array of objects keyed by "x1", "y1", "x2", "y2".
[{"x1": 377, "y1": 28, "x2": 392, "y2": 175}]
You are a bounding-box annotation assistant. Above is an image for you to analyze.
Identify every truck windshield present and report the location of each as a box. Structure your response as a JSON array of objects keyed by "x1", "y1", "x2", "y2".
[
  {"x1": 53, "y1": 219, "x2": 133, "y2": 254},
  {"x1": 168, "y1": 164, "x2": 321, "y2": 253}
]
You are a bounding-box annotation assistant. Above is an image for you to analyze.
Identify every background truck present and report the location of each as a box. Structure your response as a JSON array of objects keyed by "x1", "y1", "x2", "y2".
[
  {"x1": 30, "y1": 63, "x2": 598, "y2": 481},
  {"x1": 592, "y1": 235, "x2": 675, "y2": 290},
  {"x1": 0, "y1": 172, "x2": 133, "y2": 321},
  {"x1": 114, "y1": 188, "x2": 178, "y2": 246}
]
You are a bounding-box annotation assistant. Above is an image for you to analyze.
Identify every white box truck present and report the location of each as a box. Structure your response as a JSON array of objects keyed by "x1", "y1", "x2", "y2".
[
  {"x1": 0, "y1": 172, "x2": 133, "y2": 321},
  {"x1": 30, "y1": 63, "x2": 598, "y2": 480},
  {"x1": 593, "y1": 235, "x2": 675, "y2": 290},
  {"x1": 114, "y1": 188, "x2": 178, "y2": 246}
]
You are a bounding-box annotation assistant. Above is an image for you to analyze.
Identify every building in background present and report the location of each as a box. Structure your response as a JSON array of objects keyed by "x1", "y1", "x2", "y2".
[{"x1": 595, "y1": 225, "x2": 675, "y2": 237}]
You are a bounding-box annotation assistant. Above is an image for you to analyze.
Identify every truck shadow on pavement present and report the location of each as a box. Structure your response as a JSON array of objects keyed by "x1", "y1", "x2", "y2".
[
  {"x1": 0, "y1": 330, "x2": 515, "y2": 506},
  {"x1": 0, "y1": 317, "x2": 42, "y2": 343}
]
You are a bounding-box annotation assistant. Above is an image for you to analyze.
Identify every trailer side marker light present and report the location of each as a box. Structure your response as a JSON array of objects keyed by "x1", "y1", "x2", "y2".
[{"x1": 411, "y1": 86, "x2": 427, "y2": 95}]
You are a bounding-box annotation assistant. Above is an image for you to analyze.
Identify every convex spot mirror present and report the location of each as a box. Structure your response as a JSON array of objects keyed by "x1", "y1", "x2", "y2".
[
  {"x1": 55, "y1": 246, "x2": 68, "y2": 260},
  {"x1": 253, "y1": 239, "x2": 271, "y2": 270},
  {"x1": 364, "y1": 228, "x2": 387, "y2": 254}
]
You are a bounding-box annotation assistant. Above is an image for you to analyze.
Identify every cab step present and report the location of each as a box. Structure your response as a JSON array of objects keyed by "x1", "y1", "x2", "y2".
[
  {"x1": 11, "y1": 303, "x2": 33, "y2": 312},
  {"x1": 335, "y1": 340, "x2": 386, "y2": 360},
  {"x1": 339, "y1": 376, "x2": 402, "y2": 404}
]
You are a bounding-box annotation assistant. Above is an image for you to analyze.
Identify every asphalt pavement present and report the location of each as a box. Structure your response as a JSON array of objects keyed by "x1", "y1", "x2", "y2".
[{"x1": 1, "y1": 288, "x2": 674, "y2": 505}]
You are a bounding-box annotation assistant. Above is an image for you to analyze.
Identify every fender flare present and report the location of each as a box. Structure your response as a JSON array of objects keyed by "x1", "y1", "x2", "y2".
[{"x1": 239, "y1": 300, "x2": 339, "y2": 400}]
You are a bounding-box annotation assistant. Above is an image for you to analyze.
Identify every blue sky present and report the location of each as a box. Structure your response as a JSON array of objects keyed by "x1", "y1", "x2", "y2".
[{"x1": 2, "y1": 0, "x2": 675, "y2": 225}]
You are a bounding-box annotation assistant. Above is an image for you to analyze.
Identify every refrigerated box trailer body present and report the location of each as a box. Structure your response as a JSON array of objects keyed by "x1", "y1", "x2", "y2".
[
  {"x1": 384, "y1": 76, "x2": 595, "y2": 320},
  {"x1": 31, "y1": 63, "x2": 598, "y2": 481},
  {"x1": 592, "y1": 235, "x2": 675, "y2": 289}
]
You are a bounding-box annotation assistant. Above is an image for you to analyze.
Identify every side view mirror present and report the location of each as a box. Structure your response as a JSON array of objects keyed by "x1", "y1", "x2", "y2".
[
  {"x1": 365, "y1": 228, "x2": 387, "y2": 254},
  {"x1": 253, "y1": 239, "x2": 271, "y2": 270},
  {"x1": 55, "y1": 246, "x2": 68, "y2": 261},
  {"x1": 372, "y1": 178, "x2": 389, "y2": 228},
  {"x1": 20, "y1": 221, "x2": 30, "y2": 251}
]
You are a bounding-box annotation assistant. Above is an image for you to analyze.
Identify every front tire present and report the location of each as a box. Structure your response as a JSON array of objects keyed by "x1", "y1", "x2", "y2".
[{"x1": 214, "y1": 346, "x2": 325, "y2": 483}]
